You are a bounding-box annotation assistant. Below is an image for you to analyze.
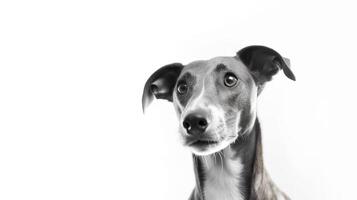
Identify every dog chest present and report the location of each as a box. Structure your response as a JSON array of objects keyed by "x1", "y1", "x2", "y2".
[{"x1": 203, "y1": 156, "x2": 244, "y2": 200}]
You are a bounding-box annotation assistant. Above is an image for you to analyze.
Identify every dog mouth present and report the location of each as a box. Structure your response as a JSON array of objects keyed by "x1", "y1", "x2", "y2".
[{"x1": 187, "y1": 139, "x2": 220, "y2": 147}]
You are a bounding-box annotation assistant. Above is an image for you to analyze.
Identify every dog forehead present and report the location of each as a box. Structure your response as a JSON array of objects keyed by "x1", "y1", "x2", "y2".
[{"x1": 181, "y1": 57, "x2": 252, "y2": 83}]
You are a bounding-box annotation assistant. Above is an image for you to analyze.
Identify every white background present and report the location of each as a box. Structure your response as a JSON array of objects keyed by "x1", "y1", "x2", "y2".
[{"x1": 1, "y1": 0, "x2": 357, "y2": 199}]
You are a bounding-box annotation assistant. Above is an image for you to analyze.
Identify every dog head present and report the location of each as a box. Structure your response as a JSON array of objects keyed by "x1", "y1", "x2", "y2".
[{"x1": 142, "y1": 46, "x2": 295, "y2": 155}]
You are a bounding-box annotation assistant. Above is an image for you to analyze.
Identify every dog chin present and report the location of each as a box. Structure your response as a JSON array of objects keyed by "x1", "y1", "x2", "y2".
[{"x1": 189, "y1": 139, "x2": 233, "y2": 156}]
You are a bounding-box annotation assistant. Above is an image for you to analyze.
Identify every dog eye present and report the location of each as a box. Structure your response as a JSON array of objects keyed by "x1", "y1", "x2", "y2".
[
  {"x1": 177, "y1": 83, "x2": 188, "y2": 94},
  {"x1": 224, "y1": 73, "x2": 238, "y2": 87}
]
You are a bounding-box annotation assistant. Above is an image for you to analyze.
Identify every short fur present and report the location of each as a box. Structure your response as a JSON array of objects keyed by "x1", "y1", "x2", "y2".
[
  {"x1": 142, "y1": 45, "x2": 295, "y2": 200},
  {"x1": 189, "y1": 120, "x2": 290, "y2": 200}
]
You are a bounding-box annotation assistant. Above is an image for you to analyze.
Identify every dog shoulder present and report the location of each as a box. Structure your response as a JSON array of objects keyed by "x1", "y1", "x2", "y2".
[{"x1": 251, "y1": 169, "x2": 290, "y2": 200}]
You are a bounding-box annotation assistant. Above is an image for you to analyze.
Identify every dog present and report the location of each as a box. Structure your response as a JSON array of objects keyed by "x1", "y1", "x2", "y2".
[{"x1": 142, "y1": 45, "x2": 295, "y2": 200}]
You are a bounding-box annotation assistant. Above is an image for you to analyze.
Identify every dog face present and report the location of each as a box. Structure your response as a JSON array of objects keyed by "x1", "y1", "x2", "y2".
[
  {"x1": 172, "y1": 57, "x2": 258, "y2": 155},
  {"x1": 142, "y1": 46, "x2": 295, "y2": 156}
]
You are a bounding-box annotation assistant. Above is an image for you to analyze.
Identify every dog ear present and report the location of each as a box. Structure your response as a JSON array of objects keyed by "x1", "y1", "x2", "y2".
[
  {"x1": 142, "y1": 63, "x2": 184, "y2": 113},
  {"x1": 237, "y1": 45, "x2": 295, "y2": 85}
]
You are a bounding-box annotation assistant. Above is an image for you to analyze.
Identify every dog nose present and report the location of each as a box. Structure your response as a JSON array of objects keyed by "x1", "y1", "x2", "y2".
[{"x1": 183, "y1": 113, "x2": 208, "y2": 135}]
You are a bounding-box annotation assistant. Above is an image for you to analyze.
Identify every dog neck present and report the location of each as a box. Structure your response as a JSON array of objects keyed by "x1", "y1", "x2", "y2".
[{"x1": 191, "y1": 119, "x2": 261, "y2": 200}]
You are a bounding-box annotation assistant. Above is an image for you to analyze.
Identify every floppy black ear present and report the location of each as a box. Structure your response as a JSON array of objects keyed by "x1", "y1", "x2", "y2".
[
  {"x1": 142, "y1": 63, "x2": 184, "y2": 113},
  {"x1": 237, "y1": 45, "x2": 295, "y2": 85}
]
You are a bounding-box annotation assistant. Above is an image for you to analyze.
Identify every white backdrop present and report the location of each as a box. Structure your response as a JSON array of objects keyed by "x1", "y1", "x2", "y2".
[{"x1": 1, "y1": 0, "x2": 357, "y2": 199}]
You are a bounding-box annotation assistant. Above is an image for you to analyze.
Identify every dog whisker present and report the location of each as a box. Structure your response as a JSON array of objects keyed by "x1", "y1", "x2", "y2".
[{"x1": 218, "y1": 151, "x2": 224, "y2": 172}]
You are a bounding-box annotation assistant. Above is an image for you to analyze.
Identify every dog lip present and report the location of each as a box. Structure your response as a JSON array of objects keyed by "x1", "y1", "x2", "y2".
[{"x1": 186, "y1": 138, "x2": 219, "y2": 147}]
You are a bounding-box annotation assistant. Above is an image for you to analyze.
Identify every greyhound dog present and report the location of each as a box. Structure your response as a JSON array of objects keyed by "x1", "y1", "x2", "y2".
[{"x1": 142, "y1": 45, "x2": 295, "y2": 200}]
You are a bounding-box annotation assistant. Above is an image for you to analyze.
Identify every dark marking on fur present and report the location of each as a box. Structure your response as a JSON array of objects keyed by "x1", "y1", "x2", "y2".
[
  {"x1": 176, "y1": 72, "x2": 196, "y2": 107},
  {"x1": 215, "y1": 63, "x2": 227, "y2": 72},
  {"x1": 227, "y1": 93, "x2": 239, "y2": 107}
]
